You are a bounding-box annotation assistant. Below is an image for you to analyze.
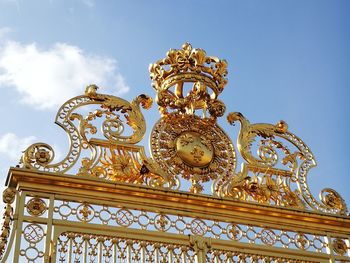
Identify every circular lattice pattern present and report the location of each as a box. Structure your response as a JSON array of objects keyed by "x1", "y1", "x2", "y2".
[
  {"x1": 154, "y1": 214, "x2": 171, "y2": 231},
  {"x1": 191, "y1": 218, "x2": 207, "y2": 236},
  {"x1": 295, "y1": 233, "x2": 310, "y2": 250},
  {"x1": 115, "y1": 209, "x2": 134, "y2": 227},
  {"x1": 20, "y1": 247, "x2": 44, "y2": 261},
  {"x1": 76, "y1": 204, "x2": 94, "y2": 222},
  {"x1": 150, "y1": 114, "x2": 236, "y2": 192},
  {"x1": 226, "y1": 224, "x2": 242, "y2": 240},
  {"x1": 23, "y1": 224, "x2": 45, "y2": 243},
  {"x1": 260, "y1": 229, "x2": 277, "y2": 246}
]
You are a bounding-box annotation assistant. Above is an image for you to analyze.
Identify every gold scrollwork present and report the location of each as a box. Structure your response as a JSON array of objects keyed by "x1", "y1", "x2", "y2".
[
  {"x1": 320, "y1": 188, "x2": 347, "y2": 211},
  {"x1": 21, "y1": 85, "x2": 152, "y2": 173},
  {"x1": 213, "y1": 112, "x2": 348, "y2": 215},
  {"x1": 19, "y1": 84, "x2": 177, "y2": 189},
  {"x1": 15, "y1": 43, "x2": 349, "y2": 216}
]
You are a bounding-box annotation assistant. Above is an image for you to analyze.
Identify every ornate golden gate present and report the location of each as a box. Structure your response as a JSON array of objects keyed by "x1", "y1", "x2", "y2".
[{"x1": 0, "y1": 43, "x2": 349, "y2": 262}]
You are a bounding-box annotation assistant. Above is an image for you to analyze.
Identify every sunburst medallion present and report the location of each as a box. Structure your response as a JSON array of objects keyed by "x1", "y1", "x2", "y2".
[{"x1": 150, "y1": 113, "x2": 235, "y2": 193}]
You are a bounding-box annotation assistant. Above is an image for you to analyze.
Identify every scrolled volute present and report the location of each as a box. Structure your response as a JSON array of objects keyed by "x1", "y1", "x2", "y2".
[
  {"x1": 214, "y1": 112, "x2": 348, "y2": 215},
  {"x1": 320, "y1": 188, "x2": 347, "y2": 213},
  {"x1": 20, "y1": 85, "x2": 152, "y2": 174}
]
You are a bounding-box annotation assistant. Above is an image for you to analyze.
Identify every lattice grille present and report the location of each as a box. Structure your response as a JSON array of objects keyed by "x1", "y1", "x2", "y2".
[
  {"x1": 53, "y1": 199, "x2": 332, "y2": 254},
  {"x1": 206, "y1": 249, "x2": 317, "y2": 263},
  {"x1": 56, "y1": 232, "x2": 196, "y2": 263}
]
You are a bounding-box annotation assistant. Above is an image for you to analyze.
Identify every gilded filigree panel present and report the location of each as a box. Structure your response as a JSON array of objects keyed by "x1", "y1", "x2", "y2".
[
  {"x1": 16, "y1": 43, "x2": 348, "y2": 216},
  {"x1": 1, "y1": 43, "x2": 348, "y2": 263},
  {"x1": 56, "y1": 232, "x2": 196, "y2": 263}
]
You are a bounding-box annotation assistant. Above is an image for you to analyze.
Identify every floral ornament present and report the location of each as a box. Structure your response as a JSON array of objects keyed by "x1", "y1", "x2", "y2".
[
  {"x1": 212, "y1": 59, "x2": 228, "y2": 89},
  {"x1": 332, "y1": 239, "x2": 348, "y2": 255},
  {"x1": 178, "y1": 133, "x2": 194, "y2": 147},
  {"x1": 174, "y1": 45, "x2": 194, "y2": 71},
  {"x1": 207, "y1": 99, "x2": 226, "y2": 118},
  {"x1": 101, "y1": 151, "x2": 141, "y2": 183},
  {"x1": 0, "y1": 188, "x2": 16, "y2": 260},
  {"x1": 138, "y1": 94, "x2": 153, "y2": 110},
  {"x1": 260, "y1": 176, "x2": 280, "y2": 202},
  {"x1": 34, "y1": 148, "x2": 51, "y2": 164},
  {"x1": 2, "y1": 188, "x2": 16, "y2": 204},
  {"x1": 280, "y1": 186, "x2": 305, "y2": 209},
  {"x1": 244, "y1": 175, "x2": 261, "y2": 197},
  {"x1": 26, "y1": 198, "x2": 47, "y2": 217},
  {"x1": 320, "y1": 189, "x2": 346, "y2": 211},
  {"x1": 79, "y1": 205, "x2": 92, "y2": 220}
]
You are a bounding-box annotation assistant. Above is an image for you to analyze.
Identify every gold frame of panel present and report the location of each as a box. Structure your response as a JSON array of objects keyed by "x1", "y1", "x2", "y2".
[{"x1": 2, "y1": 168, "x2": 350, "y2": 262}]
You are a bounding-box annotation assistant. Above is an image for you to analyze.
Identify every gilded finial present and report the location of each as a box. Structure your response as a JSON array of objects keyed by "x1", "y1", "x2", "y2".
[
  {"x1": 276, "y1": 120, "x2": 288, "y2": 133},
  {"x1": 85, "y1": 84, "x2": 99, "y2": 98}
]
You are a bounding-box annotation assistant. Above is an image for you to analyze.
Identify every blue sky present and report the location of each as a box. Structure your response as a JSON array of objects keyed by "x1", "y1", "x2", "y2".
[{"x1": 0, "y1": 0, "x2": 349, "y2": 208}]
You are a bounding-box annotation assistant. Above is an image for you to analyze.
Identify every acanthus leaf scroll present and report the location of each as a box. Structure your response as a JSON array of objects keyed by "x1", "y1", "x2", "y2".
[
  {"x1": 21, "y1": 84, "x2": 177, "y2": 190},
  {"x1": 213, "y1": 112, "x2": 347, "y2": 215}
]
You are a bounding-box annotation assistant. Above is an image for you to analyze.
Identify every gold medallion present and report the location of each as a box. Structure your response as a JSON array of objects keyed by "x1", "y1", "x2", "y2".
[
  {"x1": 175, "y1": 131, "x2": 214, "y2": 167},
  {"x1": 151, "y1": 113, "x2": 235, "y2": 193}
]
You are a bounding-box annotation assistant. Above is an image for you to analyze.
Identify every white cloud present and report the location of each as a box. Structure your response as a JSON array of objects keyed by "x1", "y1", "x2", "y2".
[
  {"x1": 0, "y1": 133, "x2": 36, "y2": 161},
  {"x1": 0, "y1": 41, "x2": 129, "y2": 110},
  {"x1": 0, "y1": 132, "x2": 63, "y2": 167}
]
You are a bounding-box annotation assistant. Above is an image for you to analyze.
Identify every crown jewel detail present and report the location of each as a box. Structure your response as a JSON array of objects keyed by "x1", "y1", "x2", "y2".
[
  {"x1": 149, "y1": 43, "x2": 228, "y2": 118},
  {"x1": 149, "y1": 43, "x2": 228, "y2": 92}
]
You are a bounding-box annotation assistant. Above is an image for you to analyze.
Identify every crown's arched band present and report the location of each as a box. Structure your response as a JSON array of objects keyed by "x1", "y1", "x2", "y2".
[
  {"x1": 149, "y1": 43, "x2": 228, "y2": 96},
  {"x1": 159, "y1": 73, "x2": 220, "y2": 99}
]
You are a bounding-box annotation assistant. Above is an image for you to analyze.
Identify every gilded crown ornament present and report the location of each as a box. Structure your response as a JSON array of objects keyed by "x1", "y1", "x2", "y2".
[
  {"x1": 14, "y1": 43, "x2": 347, "y2": 216},
  {"x1": 149, "y1": 42, "x2": 227, "y2": 118},
  {"x1": 149, "y1": 43, "x2": 234, "y2": 193}
]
